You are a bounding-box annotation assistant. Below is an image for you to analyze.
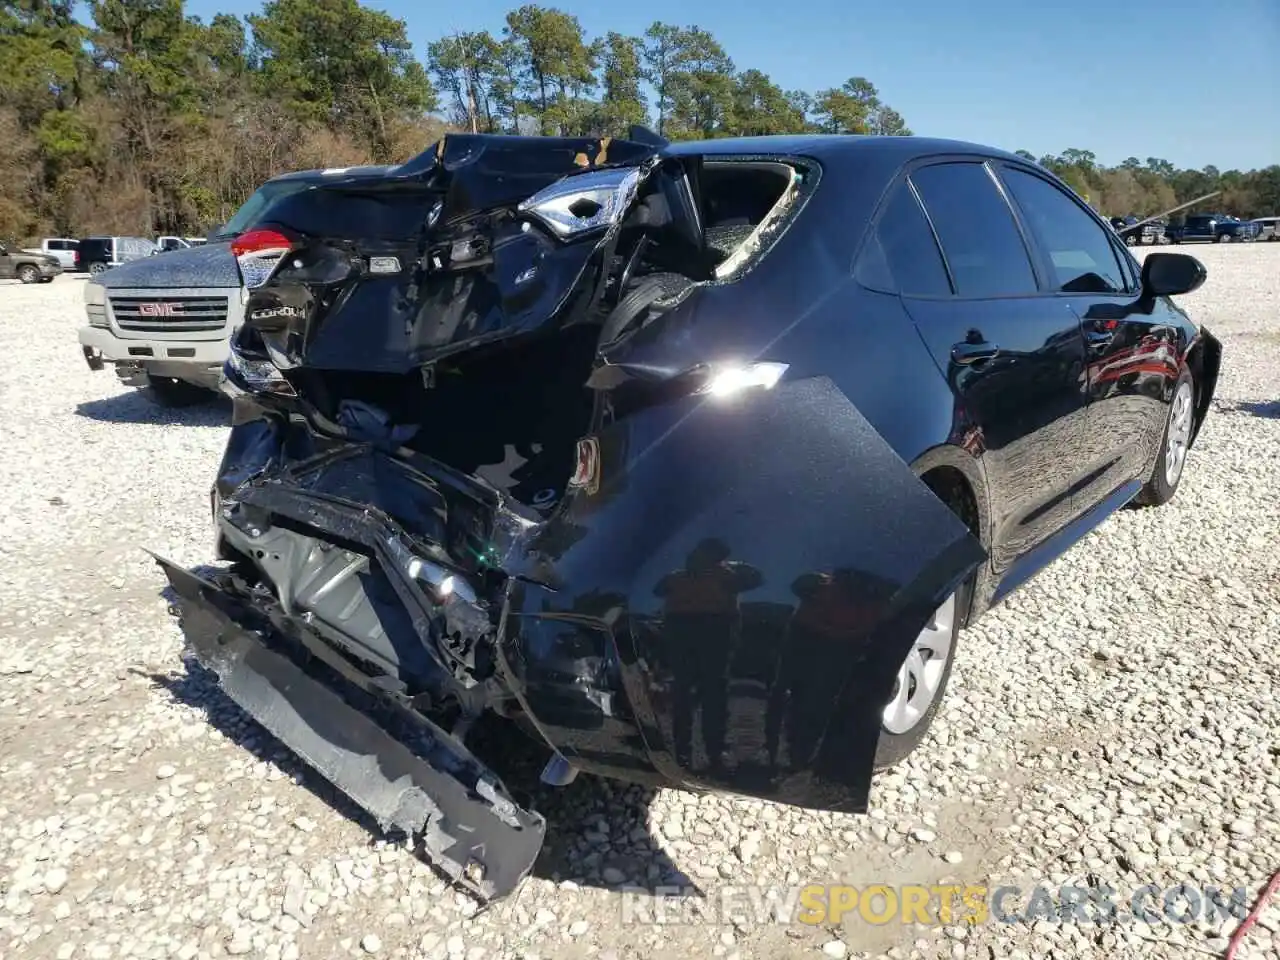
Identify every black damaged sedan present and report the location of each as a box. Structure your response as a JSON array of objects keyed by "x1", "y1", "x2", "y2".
[{"x1": 158, "y1": 131, "x2": 1221, "y2": 899}]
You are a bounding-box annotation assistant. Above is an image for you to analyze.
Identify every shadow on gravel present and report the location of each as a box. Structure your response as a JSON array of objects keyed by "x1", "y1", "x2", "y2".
[
  {"x1": 1228, "y1": 400, "x2": 1280, "y2": 419},
  {"x1": 74, "y1": 389, "x2": 230, "y2": 426},
  {"x1": 141, "y1": 658, "x2": 386, "y2": 836},
  {"x1": 148, "y1": 573, "x2": 694, "y2": 899},
  {"x1": 468, "y1": 716, "x2": 696, "y2": 895}
]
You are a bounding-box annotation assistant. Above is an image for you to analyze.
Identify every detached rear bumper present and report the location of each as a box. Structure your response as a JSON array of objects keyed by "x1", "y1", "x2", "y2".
[{"x1": 157, "y1": 557, "x2": 545, "y2": 900}]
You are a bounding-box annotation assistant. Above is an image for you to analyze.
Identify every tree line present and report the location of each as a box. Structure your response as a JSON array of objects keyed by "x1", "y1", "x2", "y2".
[
  {"x1": 2, "y1": 0, "x2": 1276, "y2": 243},
  {"x1": 1027, "y1": 148, "x2": 1278, "y2": 226}
]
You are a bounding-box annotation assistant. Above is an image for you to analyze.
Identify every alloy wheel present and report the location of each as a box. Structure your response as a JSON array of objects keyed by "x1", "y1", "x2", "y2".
[
  {"x1": 882, "y1": 591, "x2": 956, "y2": 735},
  {"x1": 1165, "y1": 380, "x2": 1194, "y2": 487}
]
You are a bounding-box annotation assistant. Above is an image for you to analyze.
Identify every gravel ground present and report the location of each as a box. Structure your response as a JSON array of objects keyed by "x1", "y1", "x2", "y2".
[{"x1": 1, "y1": 244, "x2": 1277, "y2": 960}]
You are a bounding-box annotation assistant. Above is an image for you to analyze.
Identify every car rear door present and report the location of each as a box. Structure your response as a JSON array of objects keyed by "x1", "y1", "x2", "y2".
[
  {"x1": 996, "y1": 163, "x2": 1185, "y2": 511},
  {"x1": 888, "y1": 159, "x2": 1092, "y2": 580}
]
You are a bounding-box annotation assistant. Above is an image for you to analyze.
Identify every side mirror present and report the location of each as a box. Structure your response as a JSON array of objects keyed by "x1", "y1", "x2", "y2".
[{"x1": 1141, "y1": 252, "x2": 1206, "y2": 298}]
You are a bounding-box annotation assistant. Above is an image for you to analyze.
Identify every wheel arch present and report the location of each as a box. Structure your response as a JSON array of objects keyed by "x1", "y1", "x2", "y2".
[
  {"x1": 1184, "y1": 327, "x2": 1222, "y2": 448},
  {"x1": 911, "y1": 444, "x2": 992, "y2": 627}
]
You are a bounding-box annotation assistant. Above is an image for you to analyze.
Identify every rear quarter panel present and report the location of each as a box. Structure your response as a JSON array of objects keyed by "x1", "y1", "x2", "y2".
[{"x1": 500, "y1": 149, "x2": 986, "y2": 810}]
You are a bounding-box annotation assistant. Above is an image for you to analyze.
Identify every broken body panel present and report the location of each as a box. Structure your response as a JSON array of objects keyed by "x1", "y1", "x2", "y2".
[{"x1": 162, "y1": 132, "x2": 996, "y2": 897}]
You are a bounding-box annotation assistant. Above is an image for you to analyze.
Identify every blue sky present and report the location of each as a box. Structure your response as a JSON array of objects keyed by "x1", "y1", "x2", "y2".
[{"x1": 179, "y1": 0, "x2": 1279, "y2": 170}]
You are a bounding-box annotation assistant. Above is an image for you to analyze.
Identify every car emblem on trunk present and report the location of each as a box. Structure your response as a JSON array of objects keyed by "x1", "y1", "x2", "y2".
[{"x1": 138, "y1": 302, "x2": 183, "y2": 316}]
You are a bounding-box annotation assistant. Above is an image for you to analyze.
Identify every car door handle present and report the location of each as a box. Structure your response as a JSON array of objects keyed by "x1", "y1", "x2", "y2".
[{"x1": 951, "y1": 341, "x2": 1000, "y2": 365}]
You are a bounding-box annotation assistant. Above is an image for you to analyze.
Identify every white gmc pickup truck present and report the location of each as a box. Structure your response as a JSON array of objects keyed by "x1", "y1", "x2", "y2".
[
  {"x1": 80, "y1": 254, "x2": 248, "y2": 405},
  {"x1": 78, "y1": 164, "x2": 392, "y2": 406}
]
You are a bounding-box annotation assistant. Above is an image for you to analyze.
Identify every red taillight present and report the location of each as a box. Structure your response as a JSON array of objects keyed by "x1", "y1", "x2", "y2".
[
  {"x1": 231, "y1": 225, "x2": 296, "y2": 288},
  {"x1": 231, "y1": 227, "x2": 294, "y2": 257}
]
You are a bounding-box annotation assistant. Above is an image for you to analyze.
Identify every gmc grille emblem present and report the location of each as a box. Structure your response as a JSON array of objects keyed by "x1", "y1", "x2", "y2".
[{"x1": 138, "y1": 302, "x2": 183, "y2": 316}]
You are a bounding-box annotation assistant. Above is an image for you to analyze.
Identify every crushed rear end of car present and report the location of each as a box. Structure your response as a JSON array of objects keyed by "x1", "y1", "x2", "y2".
[{"x1": 157, "y1": 132, "x2": 986, "y2": 898}]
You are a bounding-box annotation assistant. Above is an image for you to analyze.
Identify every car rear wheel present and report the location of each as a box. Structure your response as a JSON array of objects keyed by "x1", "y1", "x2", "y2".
[
  {"x1": 874, "y1": 576, "x2": 970, "y2": 769},
  {"x1": 17, "y1": 265, "x2": 38, "y2": 284},
  {"x1": 88, "y1": 262, "x2": 107, "y2": 275},
  {"x1": 1134, "y1": 367, "x2": 1195, "y2": 507},
  {"x1": 146, "y1": 375, "x2": 211, "y2": 408}
]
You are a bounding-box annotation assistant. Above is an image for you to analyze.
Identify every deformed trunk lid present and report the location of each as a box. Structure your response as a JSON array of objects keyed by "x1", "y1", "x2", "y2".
[{"x1": 240, "y1": 133, "x2": 685, "y2": 373}]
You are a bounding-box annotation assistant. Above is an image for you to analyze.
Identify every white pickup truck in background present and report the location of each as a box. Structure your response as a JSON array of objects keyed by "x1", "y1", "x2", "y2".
[{"x1": 22, "y1": 238, "x2": 81, "y2": 271}]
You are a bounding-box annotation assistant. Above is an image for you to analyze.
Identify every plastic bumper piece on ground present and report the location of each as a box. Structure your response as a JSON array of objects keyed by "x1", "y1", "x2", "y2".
[{"x1": 155, "y1": 557, "x2": 546, "y2": 901}]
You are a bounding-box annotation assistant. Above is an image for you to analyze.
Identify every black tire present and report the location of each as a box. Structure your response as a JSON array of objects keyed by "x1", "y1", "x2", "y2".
[
  {"x1": 873, "y1": 573, "x2": 972, "y2": 770},
  {"x1": 17, "y1": 265, "x2": 38, "y2": 284},
  {"x1": 1217, "y1": 233, "x2": 1232, "y2": 243},
  {"x1": 146, "y1": 375, "x2": 211, "y2": 408},
  {"x1": 39, "y1": 277, "x2": 54, "y2": 283},
  {"x1": 1134, "y1": 366, "x2": 1195, "y2": 508},
  {"x1": 88, "y1": 261, "x2": 107, "y2": 276}
]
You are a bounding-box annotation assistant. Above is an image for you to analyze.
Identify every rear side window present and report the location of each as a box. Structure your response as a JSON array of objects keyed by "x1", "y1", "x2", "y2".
[
  {"x1": 910, "y1": 162, "x2": 1038, "y2": 298},
  {"x1": 856, "y1": 182, "x2": 952, "y2": 296},
  {"x1": 1001, "y1": 168, "x2": 1129, "y2": 294}
]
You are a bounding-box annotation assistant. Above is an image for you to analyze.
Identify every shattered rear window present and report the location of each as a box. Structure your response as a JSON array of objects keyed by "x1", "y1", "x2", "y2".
[{"x1": 696, "y1": 157, "x2": 819, "y2": 283}]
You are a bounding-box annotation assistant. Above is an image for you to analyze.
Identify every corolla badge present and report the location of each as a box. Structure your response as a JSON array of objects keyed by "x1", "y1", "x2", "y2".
[{"x1": 250, "y1": 305, "x2": 305, "y2": 321}]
